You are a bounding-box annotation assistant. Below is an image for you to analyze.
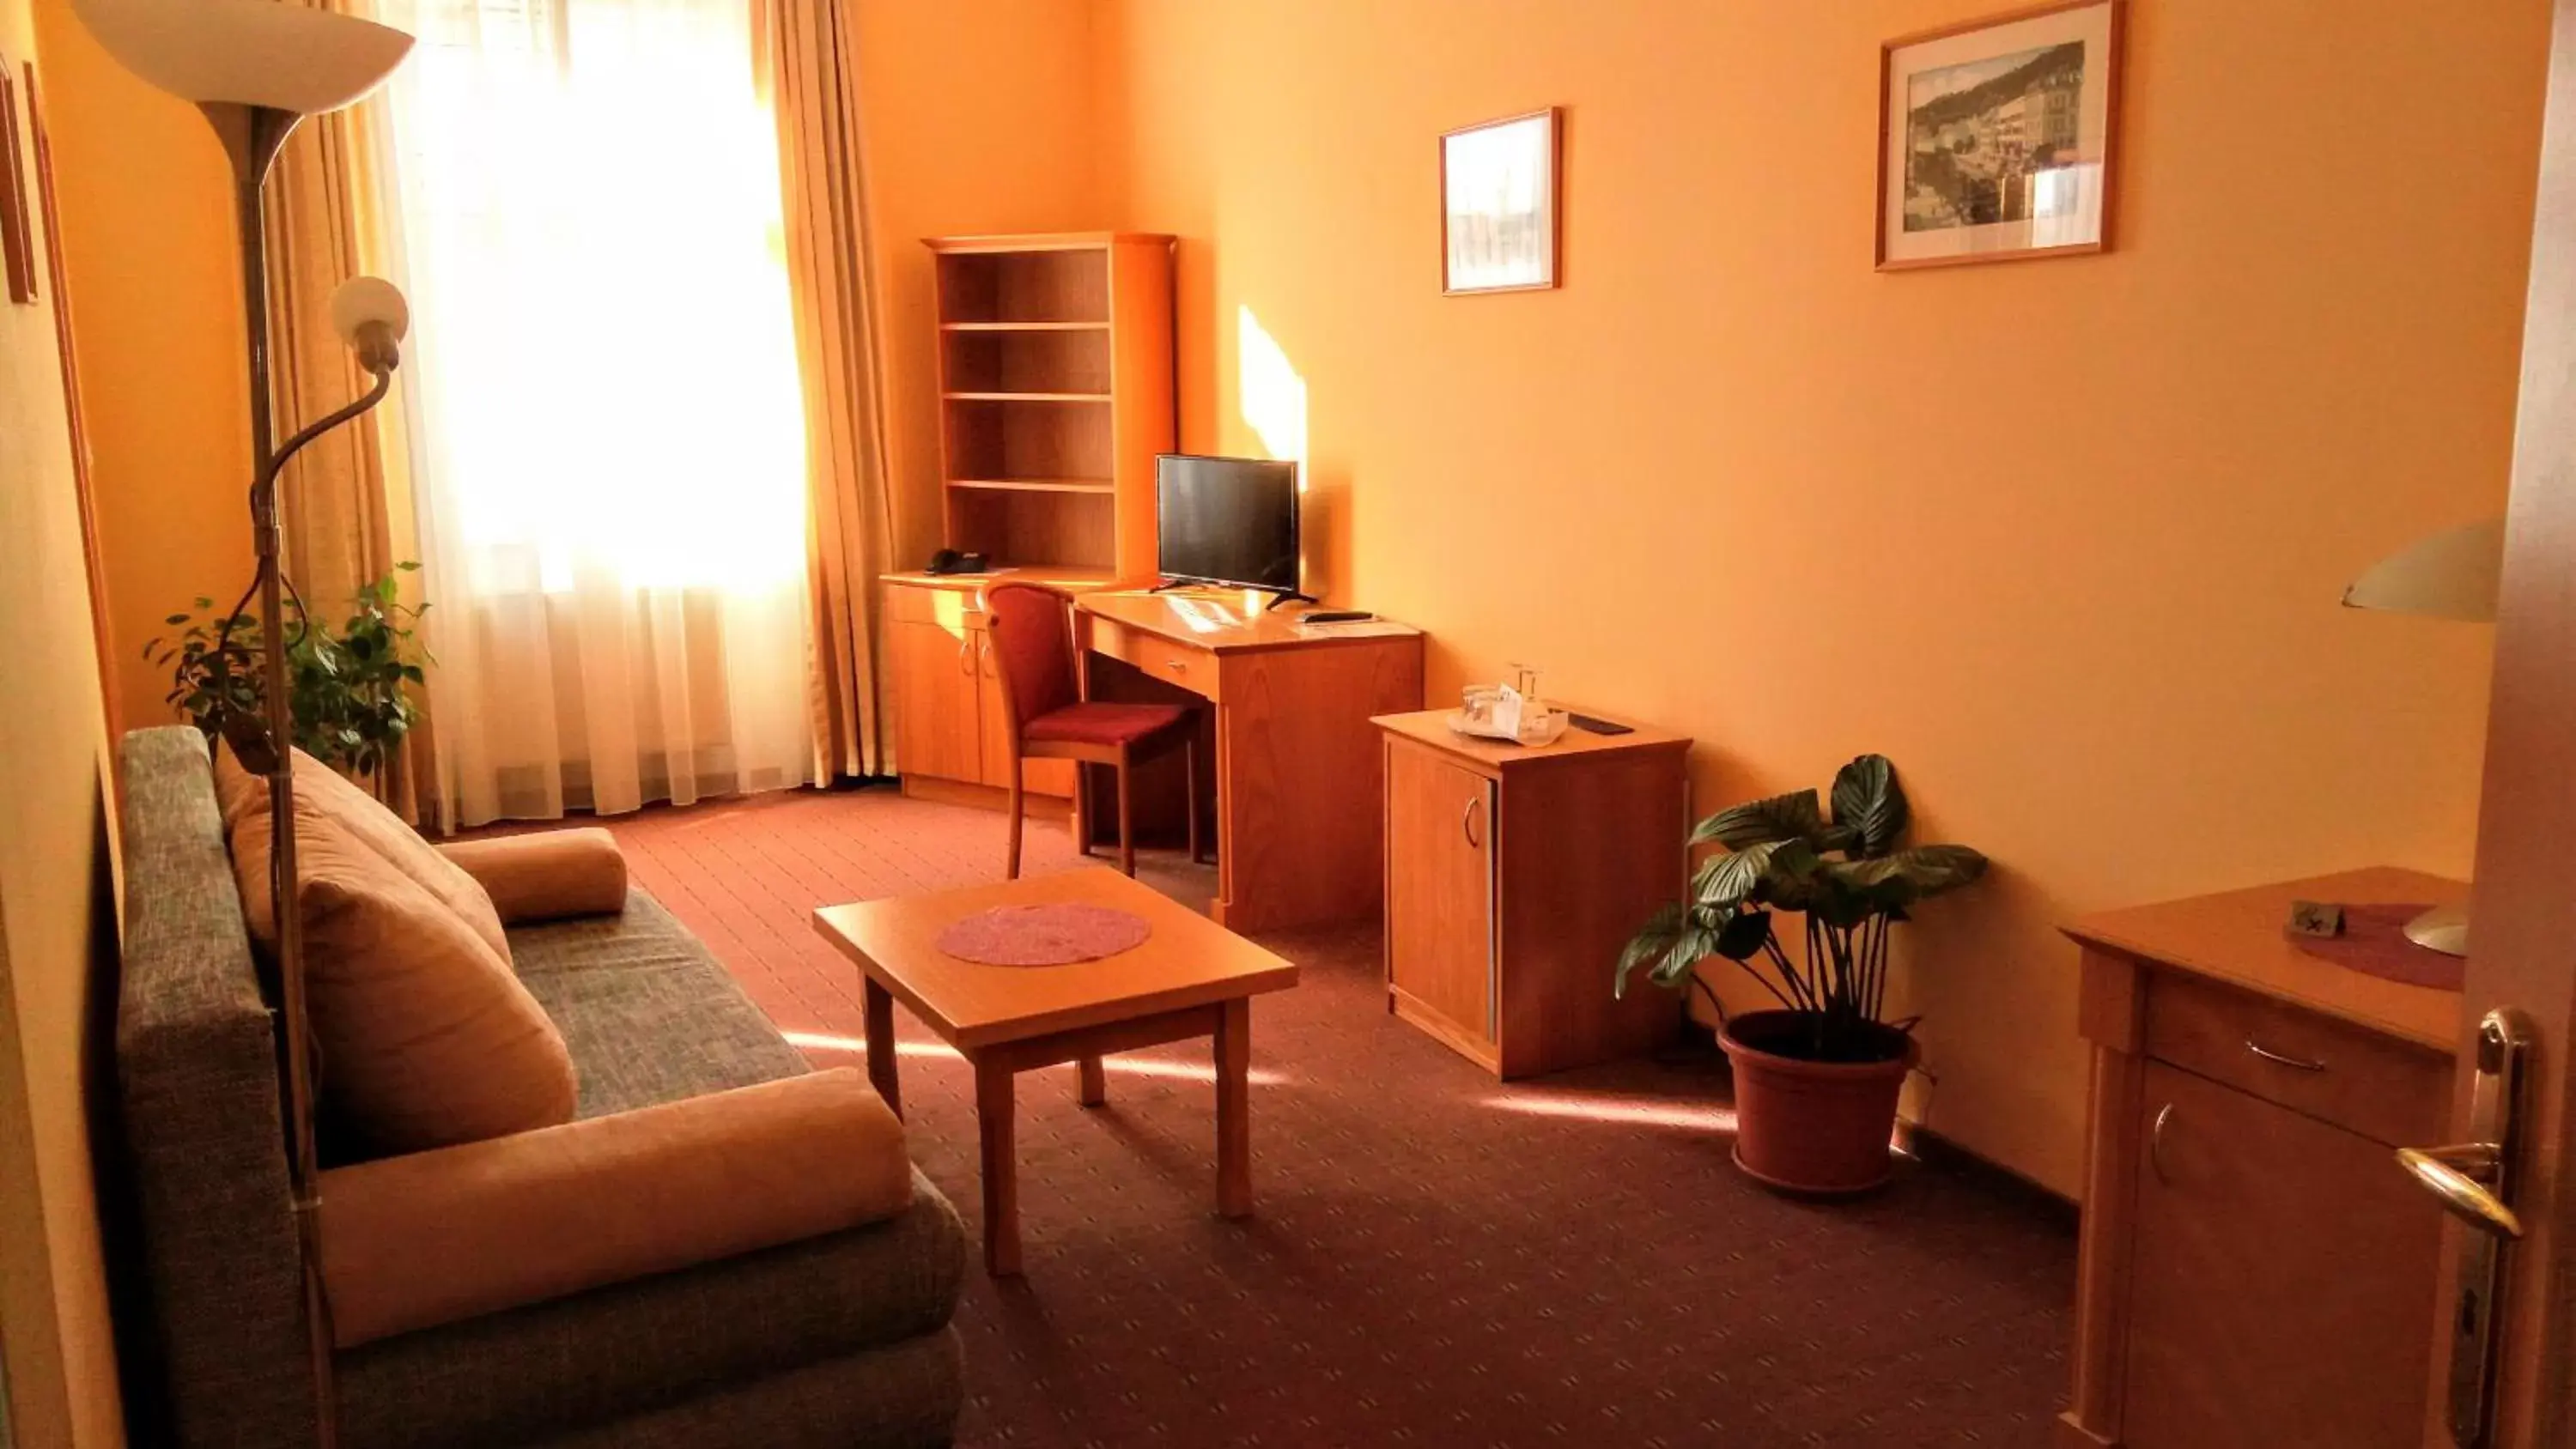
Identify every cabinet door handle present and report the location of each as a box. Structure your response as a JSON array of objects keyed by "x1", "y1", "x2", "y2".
[
  {"x1": 2148, "y1": 1102, "x2": 2175, "y2": 1185},
  {"x1": 1163, "y1": 660, "x2": 1187, "y2": 673},
  {"x1": 957, "y1": 637, "x2": 974, "y2": 676},
  {"x1": 979, "y1": 635, "x2": 997, "y2": 677},
  {"x1": 2245, "y1": 1038, "x2": 2326, "y2": 1072},
  {"x1": 1461, "y1": 795, "x2": 1484, "y2": 848}
]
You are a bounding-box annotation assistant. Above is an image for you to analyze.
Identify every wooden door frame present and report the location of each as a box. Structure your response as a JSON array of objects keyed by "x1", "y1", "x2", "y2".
[{"x1": 2444, "y1": 0, "x2": 2576, "y2": 1440}]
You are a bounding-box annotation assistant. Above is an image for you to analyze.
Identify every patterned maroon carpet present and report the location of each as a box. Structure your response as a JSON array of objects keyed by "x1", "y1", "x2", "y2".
[{"x1": 597, "y1": 786, "x2": 2074, "y2": 1447}]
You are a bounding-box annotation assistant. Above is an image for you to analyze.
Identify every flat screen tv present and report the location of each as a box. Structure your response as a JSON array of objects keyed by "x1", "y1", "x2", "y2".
[{"x1": 1155, "y1": 454, "x2": 1301, "y2": 593}]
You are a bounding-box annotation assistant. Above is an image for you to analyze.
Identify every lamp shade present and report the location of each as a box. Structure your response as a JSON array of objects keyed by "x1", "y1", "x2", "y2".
[
  {"x1": 72, "y1": 0, "x2": 412, "y2": 113},
  {"x1": 2341, "y1": 518, "x2": 2504, "y2": 623}
]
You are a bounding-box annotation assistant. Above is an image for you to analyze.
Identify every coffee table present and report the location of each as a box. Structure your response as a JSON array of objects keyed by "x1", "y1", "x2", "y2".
[{"x1": 811, "y1": 867, "x2": 1299, "y2": 1275}]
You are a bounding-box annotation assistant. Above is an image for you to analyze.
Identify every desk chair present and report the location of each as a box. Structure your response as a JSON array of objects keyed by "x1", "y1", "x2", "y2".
[{"x1": 982, "y1": 582, "x2": 1203, "y2": 879}]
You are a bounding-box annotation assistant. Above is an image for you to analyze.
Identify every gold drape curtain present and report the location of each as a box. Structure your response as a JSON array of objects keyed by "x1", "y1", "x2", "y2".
[
  {"x1": 261, "y1": 7, "x2": 430, "y2": 822},
  {"x1": 253, "y1": 0, "x2": 893, "y2": 810},
  {"x1": 765, "y1": 0, "x2": 899, "y2": 782}
]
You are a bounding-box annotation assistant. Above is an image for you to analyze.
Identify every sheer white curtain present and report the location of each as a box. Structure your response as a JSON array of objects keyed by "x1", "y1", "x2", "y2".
[{"x1": 372, "y1": 0, "x2": 816, "y2": 826}]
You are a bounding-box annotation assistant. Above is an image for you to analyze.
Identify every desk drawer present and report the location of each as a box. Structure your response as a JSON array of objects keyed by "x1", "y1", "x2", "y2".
[
  {"x1": 1090, "y1": 616, "x2": 1219, "y2": 700},
  {"x1": 2143, "y1": 972, "x2": 2448, "y2": 1147},
  {"x1": 886, "y1": 582, "x2": 978, "y2": 630}
]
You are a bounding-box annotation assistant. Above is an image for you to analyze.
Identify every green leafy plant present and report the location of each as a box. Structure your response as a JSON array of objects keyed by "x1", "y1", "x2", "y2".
[
  {"x1": 147, "y1": 564, "x2": 432, "y2": 781},
  {"x1": 1616, "y1": 754, "x2": 1990, "y2": 1063}
]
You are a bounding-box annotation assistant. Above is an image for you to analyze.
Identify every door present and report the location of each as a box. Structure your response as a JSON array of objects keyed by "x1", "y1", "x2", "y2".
[
  {"x1": 1385, "y1": 740, "x2": 1494, "y2": 1046},
  {"x1": 2421, "y1": 2, "x2": 2576, "y2": 1442},
  {"x1": 2125, "y1": 1063, "x2": 2444, "y2": 1449},
  {"x1": 972, "y1": 625, "x2": 1073, "y2": 797},
  {"x1": 889, "y1": 618, "x2": 980, "y2": 784}
]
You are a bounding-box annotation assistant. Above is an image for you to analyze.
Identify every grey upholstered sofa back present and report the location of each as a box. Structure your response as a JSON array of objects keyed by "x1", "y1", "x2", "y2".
[{"x1": 116, "y1": 725, "x2": 315, "y2": 1446}]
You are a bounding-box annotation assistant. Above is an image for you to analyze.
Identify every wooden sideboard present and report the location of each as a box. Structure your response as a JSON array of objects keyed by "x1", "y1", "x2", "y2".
[
  {"x1": 2060, "y1": 868, "x2": 2464, "y2": 1449},
  {"x1": 1371, "y1": 708, "x2": 1690, "y2": 1077},
  {"x1": 883, "y1": 567, "x2": 1115, "y2": 811}
]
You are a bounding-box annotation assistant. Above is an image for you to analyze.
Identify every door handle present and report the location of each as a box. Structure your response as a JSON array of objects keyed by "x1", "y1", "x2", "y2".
[
  {"x1": 2148, "y1": 1102, "x2": 2175, "y2": 1185},
  {"x1": 1461, "y1": 795, "x2": 1483, "y2": 848},
  {"x1": 2398, "y1": 1007, "x2": 2533, "y2": 1449},
  {"x1": 956, "y1": 637, "x2": 974, "y2": 676},
  {"x1": 2398, "y1": 1144, "x2": 2519, "y2": 1240}
]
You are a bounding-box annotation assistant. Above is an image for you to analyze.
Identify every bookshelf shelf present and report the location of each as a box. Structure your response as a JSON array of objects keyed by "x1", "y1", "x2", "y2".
[
  {"x1": 941, "y1": 391, "x2": 1114, "y2": 403},
  {"x1": 947, "y1": 477, "x2": 1115, "y2": 495}
]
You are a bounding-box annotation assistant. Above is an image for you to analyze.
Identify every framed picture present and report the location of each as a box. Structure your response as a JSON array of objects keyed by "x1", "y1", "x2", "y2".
[
  {"x1": 0, "y1": 55, "x2": 33, "y2": 303},
  {"x1": 1442, "y1": 107, "x2": 1559, "y2": 294},
  {"x1": 1879, "y1": 0, "x2": 2123, "y2": 270}
]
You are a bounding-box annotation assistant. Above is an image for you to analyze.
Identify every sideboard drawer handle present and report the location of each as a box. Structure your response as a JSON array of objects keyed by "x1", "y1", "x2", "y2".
[{"x1": 2245, "y1": 1038, "x2": 2326, "y2": 1072}]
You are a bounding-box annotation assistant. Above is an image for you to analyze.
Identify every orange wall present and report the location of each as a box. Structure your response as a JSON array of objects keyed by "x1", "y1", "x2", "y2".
[
  {"x1": 1100, "y1": 0, "x2": 2549, "y2": 1193},
  {"x1": 31, "y1": 0, "x2": 252, "y2": 734},
  {"x1": 0, "y1": 0, "x2": 126, "y2": 1441},
  {"x1": 855, "y1": 0, "x2": 1108, "y2": 569}
]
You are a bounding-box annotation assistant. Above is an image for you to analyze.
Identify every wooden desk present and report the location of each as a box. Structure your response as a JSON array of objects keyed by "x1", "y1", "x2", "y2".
[
  {"x1": 2061, "y1": 868, "x2": 2463, "y2": 1449},
  {"x1": 1075, "y1": 590, "x2": 1425, "y2": 932}
]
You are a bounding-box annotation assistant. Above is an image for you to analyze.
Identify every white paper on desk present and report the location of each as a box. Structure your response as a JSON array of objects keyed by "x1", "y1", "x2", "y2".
[{"x1": 1493, "y1": 684, "x2": 1526, "y2": 739}]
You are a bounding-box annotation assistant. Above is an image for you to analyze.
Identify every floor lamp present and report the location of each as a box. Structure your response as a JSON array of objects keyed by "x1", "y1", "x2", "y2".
[
  {"x1": 66, "y1": 0, "x2": 414, "y2": 1440},
  {"x1": 2342, "y1": 516, "x2": 2505, "y2": 957}
]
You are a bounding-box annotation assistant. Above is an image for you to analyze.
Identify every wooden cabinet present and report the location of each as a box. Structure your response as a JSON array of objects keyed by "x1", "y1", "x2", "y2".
[
  {"x1": 889, "y1": 616, "x2": 980, "y2": 785},
  {"x1": 2121, "y1": 1062, "x2": 2445, "y2": 1449},
  {"x1": 884, "y1": 574, "x2": 1080, "y2": 805},
  {"x1": 1385, "y1": 744, "x2": 1495, "y2": 1043},
  {"x1": 2062, "y1": 870, "x2": 2464, "y2": 1449},
  {"x1": 1373, "y1": 709, "x2": 1691, "y2": 1078}
]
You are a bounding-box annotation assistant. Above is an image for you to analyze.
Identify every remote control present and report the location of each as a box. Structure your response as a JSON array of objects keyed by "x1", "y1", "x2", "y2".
[
  {"x1": 1567, "y1": 712, "x2": 1633, "y2": 736},
  {"x1": 1302, "y1": 609, "x2": 1376, "y2": 623}
]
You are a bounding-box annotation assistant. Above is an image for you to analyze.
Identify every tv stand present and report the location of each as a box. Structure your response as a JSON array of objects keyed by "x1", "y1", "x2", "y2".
[{"x1": 1145, "y1": 578, "x2": 1319, "y2": 611}]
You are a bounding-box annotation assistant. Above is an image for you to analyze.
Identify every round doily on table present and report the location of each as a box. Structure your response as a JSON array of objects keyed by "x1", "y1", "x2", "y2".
[
  {"x1": 936, "y1": 903, "x2": 1152, "y2": 967},
  {"x1": 2286, "y1": 903, "x2": 2464, "y2": 991}
]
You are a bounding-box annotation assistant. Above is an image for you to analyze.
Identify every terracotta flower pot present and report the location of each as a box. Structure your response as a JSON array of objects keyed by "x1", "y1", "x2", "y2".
[{"x1": 1719, "y1": 1010, "x2": 1918, "y2": 1195}]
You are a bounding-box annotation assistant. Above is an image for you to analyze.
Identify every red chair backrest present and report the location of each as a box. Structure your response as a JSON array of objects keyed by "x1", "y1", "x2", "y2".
[{"x1": 981, "y1": 583, "x2": 1080, "y2": 741}]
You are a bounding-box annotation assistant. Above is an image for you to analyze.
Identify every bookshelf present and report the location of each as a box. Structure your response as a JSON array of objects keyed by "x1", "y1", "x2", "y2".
[{"x1": 927, "y1": 233, "x2": 1175, "y2": 577}]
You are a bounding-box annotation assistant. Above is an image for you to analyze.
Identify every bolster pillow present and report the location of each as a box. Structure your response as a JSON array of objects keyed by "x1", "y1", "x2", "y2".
[
  {"x1": 436, "y1": 828, "x2": 629, "y2": 924},
  {"x1": 318, "y1": 1068, "x2": 914, "y2": 1347}
]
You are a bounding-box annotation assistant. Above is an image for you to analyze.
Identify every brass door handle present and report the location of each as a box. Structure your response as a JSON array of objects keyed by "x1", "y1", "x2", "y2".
[
  {"x1": 2148, "y1": 1103, "x2": 2175, "y2": 1185},
  {"x1": 2399, "y1": 1143, "x2": 2523, "y2": 1240},
  {"x1": 2404, "y1": 1007, "x2": 2534, "y2": 1449},
  {"x1": 2244, "y1": 1038, "x2": 2326, "y2": 1072},
  {"x1": 1461, "y1": 795, "x2": 1484, "y2": 848},
  {"x1": 956, "y1": 638, "x2": 974, "y2": 676}
]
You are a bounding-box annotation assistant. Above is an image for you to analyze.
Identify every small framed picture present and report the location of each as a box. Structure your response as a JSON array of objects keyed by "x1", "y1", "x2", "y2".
[
  {"x1": 1442, "y1": 107, "x2": 1559, "y2": 294},
  {"x1": 1879, "y1": 0, "x2": 2123, "y2": 270}
]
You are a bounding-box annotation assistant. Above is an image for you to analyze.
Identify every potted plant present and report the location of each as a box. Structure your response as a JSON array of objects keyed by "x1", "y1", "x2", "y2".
[
  {"x1": 1617, "y1": 754, "x2": 1988, "y2": 1194},
  {"x1": 147, "y1": 564, "x2": 432, "y2": 782}
]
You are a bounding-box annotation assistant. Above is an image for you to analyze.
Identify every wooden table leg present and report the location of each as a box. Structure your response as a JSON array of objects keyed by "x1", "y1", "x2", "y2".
[
  {"x1": 1215, "y1": 997, "x2": 1251, "y2": 1218},
  {"x1": 1077, "y1": 1054, "x2": 1107, "y2": 1107},
  {"x1": 862, "y1": 976, "x2": 901, "y2": 1120},
  {"x1": 975, "y1": 1053, "x2": 1022, "y2": 1276}
]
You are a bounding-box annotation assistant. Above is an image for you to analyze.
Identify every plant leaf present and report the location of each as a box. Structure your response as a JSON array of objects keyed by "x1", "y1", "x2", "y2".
[
  {"x1": 1829, "y1": 754, "x2": 1909, "y2": 858},
  {"x1": 1690, "y1": 789, "x2": 1823, "y2": 850},
  {"x1": 1615, "y1": 902, "x2": 1687, "y2": 999}
]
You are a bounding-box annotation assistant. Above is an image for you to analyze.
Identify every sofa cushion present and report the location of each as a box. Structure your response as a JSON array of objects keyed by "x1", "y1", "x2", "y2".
[
  {"x1": 439, "y1": 829, "x2": 629, "y2": 925},
  {"x1": 320, "y1": 1068, "x2": 916, "y2": 1347},
  {"x1": 228, "y1": 778, "x2": 579, "y2": 1155},
  {"x1": 216, "y1": 744, "x2": 513, "y2": 966},
  {"x1": 508, "y1": 892, "x2": 815, "y2": 1118},
  {"x1": 335, "y1": 1177, "x2": 967, "y2": 1449}
]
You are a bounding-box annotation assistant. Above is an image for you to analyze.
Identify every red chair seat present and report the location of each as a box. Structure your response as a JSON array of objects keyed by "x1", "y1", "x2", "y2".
[{"x1": 1024, "y1": 701, "x2": 1192, "y2": 748}]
